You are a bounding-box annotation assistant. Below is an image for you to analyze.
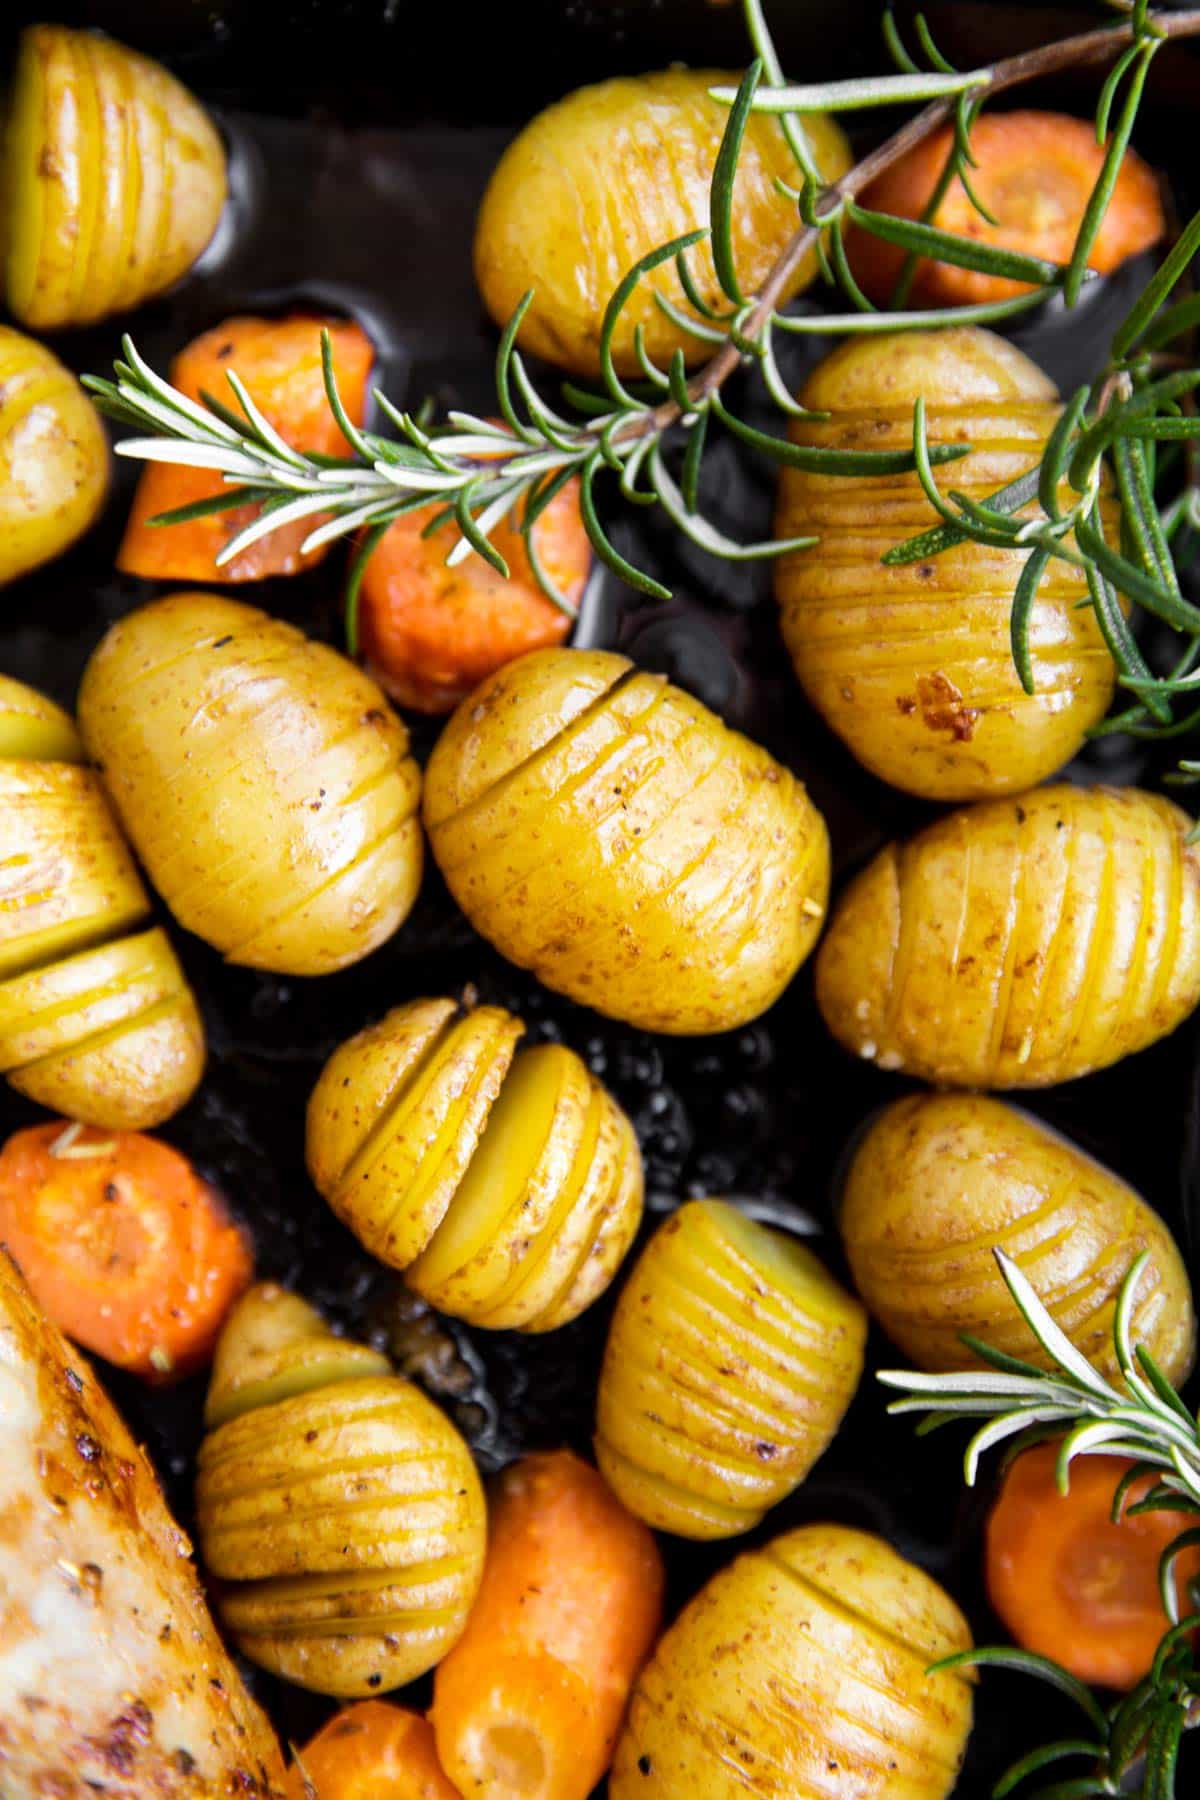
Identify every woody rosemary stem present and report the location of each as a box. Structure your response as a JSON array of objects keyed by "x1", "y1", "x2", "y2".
[{"x1": 625, "y1": 5, "x2": 1200, "y2": 445}]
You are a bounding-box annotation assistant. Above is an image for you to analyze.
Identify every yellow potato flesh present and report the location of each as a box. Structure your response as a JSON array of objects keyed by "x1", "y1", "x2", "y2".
[
  {"x1": 611, "y1": 1522, "x2": 973, "y2": 1799},
  {"x1": 474, "y1": 69, "x2": 850, "y2": 377},
  {"x1": 817, "y1": 782, "x2": 1200, "y2": 1087},
  {"x1": 204, "y1": 1282, "x2": 394, "y2": 1429},
  {"x1": 308, "y1": 1000, "x2": 644, "y2": 1331},
  {"x1": 197, "y1": 1374, "x2": 486, "y2": 1697},
  {"x1": 595, "y1": 1199, "x2": 865, "y2": 1538},
  {"x1": 77, "y1": 593, "x2": 424, "y2": 976},
  {"x1": 841, "y1": 1092, "x2": 1196, "y2": 1385},
  {"x1": 0, "y1": 673, "x2": 84, "y2": 762},
  {"x1": 775, "y1": 327, "x2": 1119, "y2": 800},
  {"x1": 0, "y1": 330, "x2": 109, "y2": 586},
  {"x1": 4, "y1": 26, "x2": 227, "y2": 331},
  {"x1": 425, "y1": 649, "x2": 830, "y2": 1035}
]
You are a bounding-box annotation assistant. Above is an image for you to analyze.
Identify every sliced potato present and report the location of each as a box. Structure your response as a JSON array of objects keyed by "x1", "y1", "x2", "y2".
[{"x1": 0, "y1": 329, "x2": 109, "y2": 586}]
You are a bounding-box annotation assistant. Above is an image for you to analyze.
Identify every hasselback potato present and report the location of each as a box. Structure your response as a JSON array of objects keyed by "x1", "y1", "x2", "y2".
[
  {"x1": 817, "y1": 783, "x2": 1200, "y2": 1087},
  {"x1": 775, "y1": 328, "x2": 1120, "y2": 800},
  {"x1": 78, "y1": 594, "x2": 424, "y2": 976},
  {"x1": 0, "y1": 327, "x2": 110, "y2": 585},
  {"x1": 424, "y1": 649, "x2": 830, "y2": 1035},
  {"x1": 594, "y1": 1200, "x2": 866, "y2": 1538},
  {"x1": 841, "y1": 1093, "x2": 1196, "y2": 1382},
  {"x1": 610, "y1": 1522, "x2": 974, "y2": 1798},
  {"x1": 307, "y1": 996, "x2": 643, "y2": 1331},
  {"x1": 474, "y1": 69, "x2": 850, "y2": 377},
  {"x1": 196, "y1": 1283, "x2": 486, "y2": 1697},
  {"x1": 0, "y1": 680, "x2": 203, "y2": 1128},
  {"x1": 3, "y1": 25, "x2": 226, "y2": 331}
]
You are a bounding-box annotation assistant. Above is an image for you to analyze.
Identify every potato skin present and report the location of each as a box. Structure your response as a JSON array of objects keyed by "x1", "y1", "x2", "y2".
[
  {"x1": 0, "y1": 327, "x2": 109, "y2": 585},
  {"x1": 841, "y1": 1093, "x2": 1196, "y2": 1384},
  {"x1": 611, "y1": 1522, "x2": 973, "y2": 1799},
  {"x1": 0, "y1": 673, "x2": 84, "y2": 762},
  {"x1": 197, "y1": 1287, "x2": 486, "y2": 1698},
  {"x1": 595, "y1": 1200, "x2": 865, "y2": 1538},
  {"x1": 474, "y1": 70, "x2": 850, "y2": 377},
  {"x1": 816, "y1": 783, "x2": 1200, "y2": 1087},
  {"x1": 775, "y1": 328, "x2": 1119, "y2": 800},
  {"x1": 307, "y1": 997, "x2": 644, "y2": 1330},
  {"x1": 0, "y1": 757, "x2": 203, "y2": 1127},
  {"x1": 424, "y1": 649, "x2": 830, "y2": 1034},
  {"x1": 78, "y1": 593, "x2": 424, "y2": 976},
  {"x1": 3, "y1": 25, "x2": 226, "y2": 330}
]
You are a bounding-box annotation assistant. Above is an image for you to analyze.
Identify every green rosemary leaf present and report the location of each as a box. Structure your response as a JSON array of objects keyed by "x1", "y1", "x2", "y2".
[
  {"x1": 599, "y1": 228, "x2": 708, "y2": 407},
  {"x1": 1136, "y1": 1346, "x2": 1199, "y2": 1428},
  {"x1": 680, "y1": 411, "x2": 710, "y2": 514},
  {"x1": 650, "y1": 445, "x2": 816, "y2": 558},
  {"x1": 1113, "y1": 207, "x2": 1200, "y2": 358},
  {"x1": 1038, "y1": 387, "x2": 1091, "y2": 521},
  {"x1": 713, "y1": 392, "x2": 970, "y2": 475},
  {"x1": 653, "y1": 291, "x2": 730, "y2": 346},
  {"x1": 1011, "y1": 545, "x2": 1051, "y2": 695},
  {"x1": 828, "y1": 217, "x2": 879, "y2": 314},
  {"x1": 674, "y1": 247, "x2": 734, "y2": 323},
  {"x1": 578, "y1": 458, "x2": 671, "y2": 601},
  {"x1": 453, "y1": 482, "x2": 510, "y2": 579},
  {"x1": 740, "y1": 0, "x2": 820, "y2": 180},
  {"x1": 633, "y1": 325, "x2": 670, "y2": 390},
  {"x1": 846, "y1": 200, "x2": 1061, "y2": 286},
  {"x1": 343, "y1": 517, "x2": 394, "y2": 658},
  {"x1": 195, "y1": 385, "x2": 265, "y2": 441},
  {"x1": 316, "y1": 327, "x2": 373, "y2": 461},
  {"x1": 521, "y1": 460, "x2": 582, "y2": 530},
  {"x1": 522, "y1": 516, "x2": 580, "y2": 618},
  {"x1": 777, "y1": 288, "x2": 1050, "y2": 335},
  {"x1": 1158, "y1": 1527, "x2": 1200, "y2": 1622},
  {"x1": 992, "y1": 1739, "x2": 1105, "y2": 1798},
  {"x1": 618, "y1": 435, "x2": 660, "y2": 507},
  {"x1": 1022, "y1": 1779, "x2": 1120, "y2": 1799},
  {"x1": 1114, "y1": 437, "x2": 1181, "y2": 595},
  {"x1": 1095, "y1": 39, "x2": 1142, "y2": 143},
  {"x1": 720, "y1": 68, "x2": 988, "y2": 111},
  {"x1": 1076, "y1": 516, "x2": 1200, "y2": 633},
  {"x1": 1134, "y1": 291, "x2": 1200, "y2": 356},
  {"x1": 758, "y1": 321, "x2": 809, "y2": 417},
  {"x1": 954, "y1": 153, "x2": 1001, "y2": 232},
  {"x1": 881, "y1": 7, "x2": 920, "y2": 75},
  {"x1": 1112, "y1": 1460, "x2": 1168, "y2": 1521},
  {"x1": 957, "y1": 1336, "x2": 1051, "y2": 1380},
  {"x1": 494, "y1": 292, "x2": 540, "y2": 442},
  {"x1": 668, "y1": 350, "x2": 693, "y2": 416},
  {"x1": 1065, "y1": 40, "x2": 1157, "y2": 306},
  {"x1": 559, "y1": 383, "x2": 618, "y2": 418},
  {"x1": 420, "y1": 501, "x2": 456, "y2": 538},
  {"x1": 710, "y1": 62, "x2": 762, "y2": 305},
  {"x1": 1084, "y1": 547, "x2": 1172, "y2": 723},
  {"x1": 1107, "y1": 1680, "x2": 1168, "y2": 1781},
  {"x1": 930, "y1": 1648, "x2": 1109, "y2": 1735},
  {"x1": 1068, "y1": 371, "x2": 1200, "y2": 489},
  {"x1": 1126, "y1": 416, "x2": 1200, "y2": 441},
  {"x1": 1141, "y1": 1699, "x2": 1185, "y2": 1800},
  {"x1": 889, "y1": 133, "x2": 961, "y2": 309},
  {"x1": 146, "y1": 486, "x2": 267, "y2": 527},
  {"x1": 913, "y1": 12, "x2": 956, "y2": 76},
  {"x1": 944, "y1": 488, "x2": 1027, "y2": 540}
]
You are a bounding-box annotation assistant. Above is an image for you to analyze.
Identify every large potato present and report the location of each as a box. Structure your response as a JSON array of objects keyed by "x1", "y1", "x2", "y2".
[
  {"x1": 817, "y1": 783, "x2": 1200, "y2": 1087},
  {"x1": 474, "y1": 69, "x2": 850, "y2": 377},
  {"x1": 197, "y1": 1283, "x2": 486, "y2": 1697},
  {"x1": 424, "y1": 649, "x2": 830, "y2": 1034},
  {"x1": 595, "y1": 1199, "x2": 865, "y2": 1538},
  {"x1": 0, "y1": 326, "x2": 110, "y2": 585},
  {"x1": 78, "y1": 594, "x2": 424, "y2": 976},
  {"x1": 307, "y1": 996, "x2": 643, "y2": 1330},
  {"x1": 3, "y1": 25, "x2": 226, "y2": 330},
  {"x1": 611, "y1": 1522, "x2": 974, "y2": 1798},
  {"x1": 0, "y1": 687, "x2": 203, "y2": 1128},
  {"x1": 775, "y1": 328, "x2": 1120, "y2": 800},
  {"x1": 842, "y1": 1093, "x2": 1195, "y2": 1382}
]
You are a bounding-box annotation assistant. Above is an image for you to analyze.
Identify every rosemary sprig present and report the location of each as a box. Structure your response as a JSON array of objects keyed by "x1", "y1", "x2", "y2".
[{"x1": 880, "y1": 1252, "x2": 1200, "y2": 1798}]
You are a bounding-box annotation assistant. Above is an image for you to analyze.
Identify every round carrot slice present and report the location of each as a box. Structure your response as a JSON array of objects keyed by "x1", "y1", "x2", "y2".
[{"x1": 286, "y1": 1703, "x2": 459, "y2": 1800}]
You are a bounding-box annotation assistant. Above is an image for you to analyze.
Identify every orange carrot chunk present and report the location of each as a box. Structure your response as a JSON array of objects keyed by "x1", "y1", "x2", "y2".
[
  {"x1": 285, "y1": 1703, "x2": 460, "y2": 1800},
  {"x1": 0, "y1": 1121, "x2": 253, "y2": 1381},
  {"x1": 117, "y1": 314, "x2": 374, "y2": 582},
  {"x1": 358, "y1": 471, "x2": 589, "y2": 714},
  {"x1": 431, "y1": 1449, "x2": 664, "y2": 1800},
  {"x1": 986, "y1": 1441, "x2": 1200, "y2": 1690},
  {"x1": 846, "y1": 110, "x2": 1164, "y2": 307}
]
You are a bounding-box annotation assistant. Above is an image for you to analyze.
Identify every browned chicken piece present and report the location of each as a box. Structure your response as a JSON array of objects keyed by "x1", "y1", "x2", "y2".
[{"x1": 0, "y1": 1250, "x2": 287, "y2": 1797}]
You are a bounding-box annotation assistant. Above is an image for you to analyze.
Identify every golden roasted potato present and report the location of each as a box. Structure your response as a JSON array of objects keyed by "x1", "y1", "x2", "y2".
[
  {"x1": 196, "y1": 1283, "x2": 486, "y2": 1697},
  {"x1": 307, "y1": 996, "x2": 643, "y2": 1331},
  {"x1": 775, "y1": 328, "x2": 1120, "y2": 800},
  {"x1": 424, "y1": 649, "x2": 830, "y2": 1034},
  {"x1": 841, "y1": 1093, "x2": 1196, "y2": 1383},
  {"x1": 594, "y1": 1200, "x2": 865, "y2": 1538},
  {"x1": 611, "y1": 1522, "x2": 974, "y2": 1798},
  {"x1": 0, "y1": 327, "x2": 110, "y2": 585},
  {"x1": 3, "y1": 26, "x2": 226, "y2": 330},
  {"x1": 474, "y1": 69, "x2": 850, "y2": 377},
  {"x1": 78, "y1": 594, "x2": 424, "y2": 976},
  {"x1": 0, "y1": 695, "x2": 204, "y2": 1127},
  {"x1": 817, "y1": 783, "x2": 1200, "y2": 1087}
]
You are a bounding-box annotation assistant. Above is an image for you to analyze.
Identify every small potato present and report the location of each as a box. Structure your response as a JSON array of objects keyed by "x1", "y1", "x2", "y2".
[
  {"x1": 307, "y1": 997, "x2": 643, "y2": 1331},
  {"x1": 817, "y1": 783, "x2": 1200, "y2": 1087},
  {"x1": 841, "y1": 1093, "x2": 1195, "y2": 1383},
  {"x1": 0, "y1": 746, "x2": 203, "y2": 1128},
  {"x1": 424, "y1": 649, "x2": 830, "y2": 1035},
  {"x1": 197, "y1": 1283, "x2": 486, "y2": 1697},
  {"x1": 0, "y1": 326, "x2": 109, "y2": 586},
  {"x1": 3, "y1": 26, "x2": 226, "y2": 331},
  {"x1": 594, "y1": 1200, "x2": 865, "y2": 1538},
  {"x1": 0, "y1": 673, "x2": 83, "y2": 762},
  {"x1": 775, "y1": 328, "x2": 1120, "y2": 800},
  {"x1": 78, "y1": 594, "x2": 423, "y2": 976},
  {"x1": 474, "y1": 69, "x2": 850, "y2": 377},
  {"x1": 611, "y1": 1522, "x2": 974, "y2": 1798}
]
